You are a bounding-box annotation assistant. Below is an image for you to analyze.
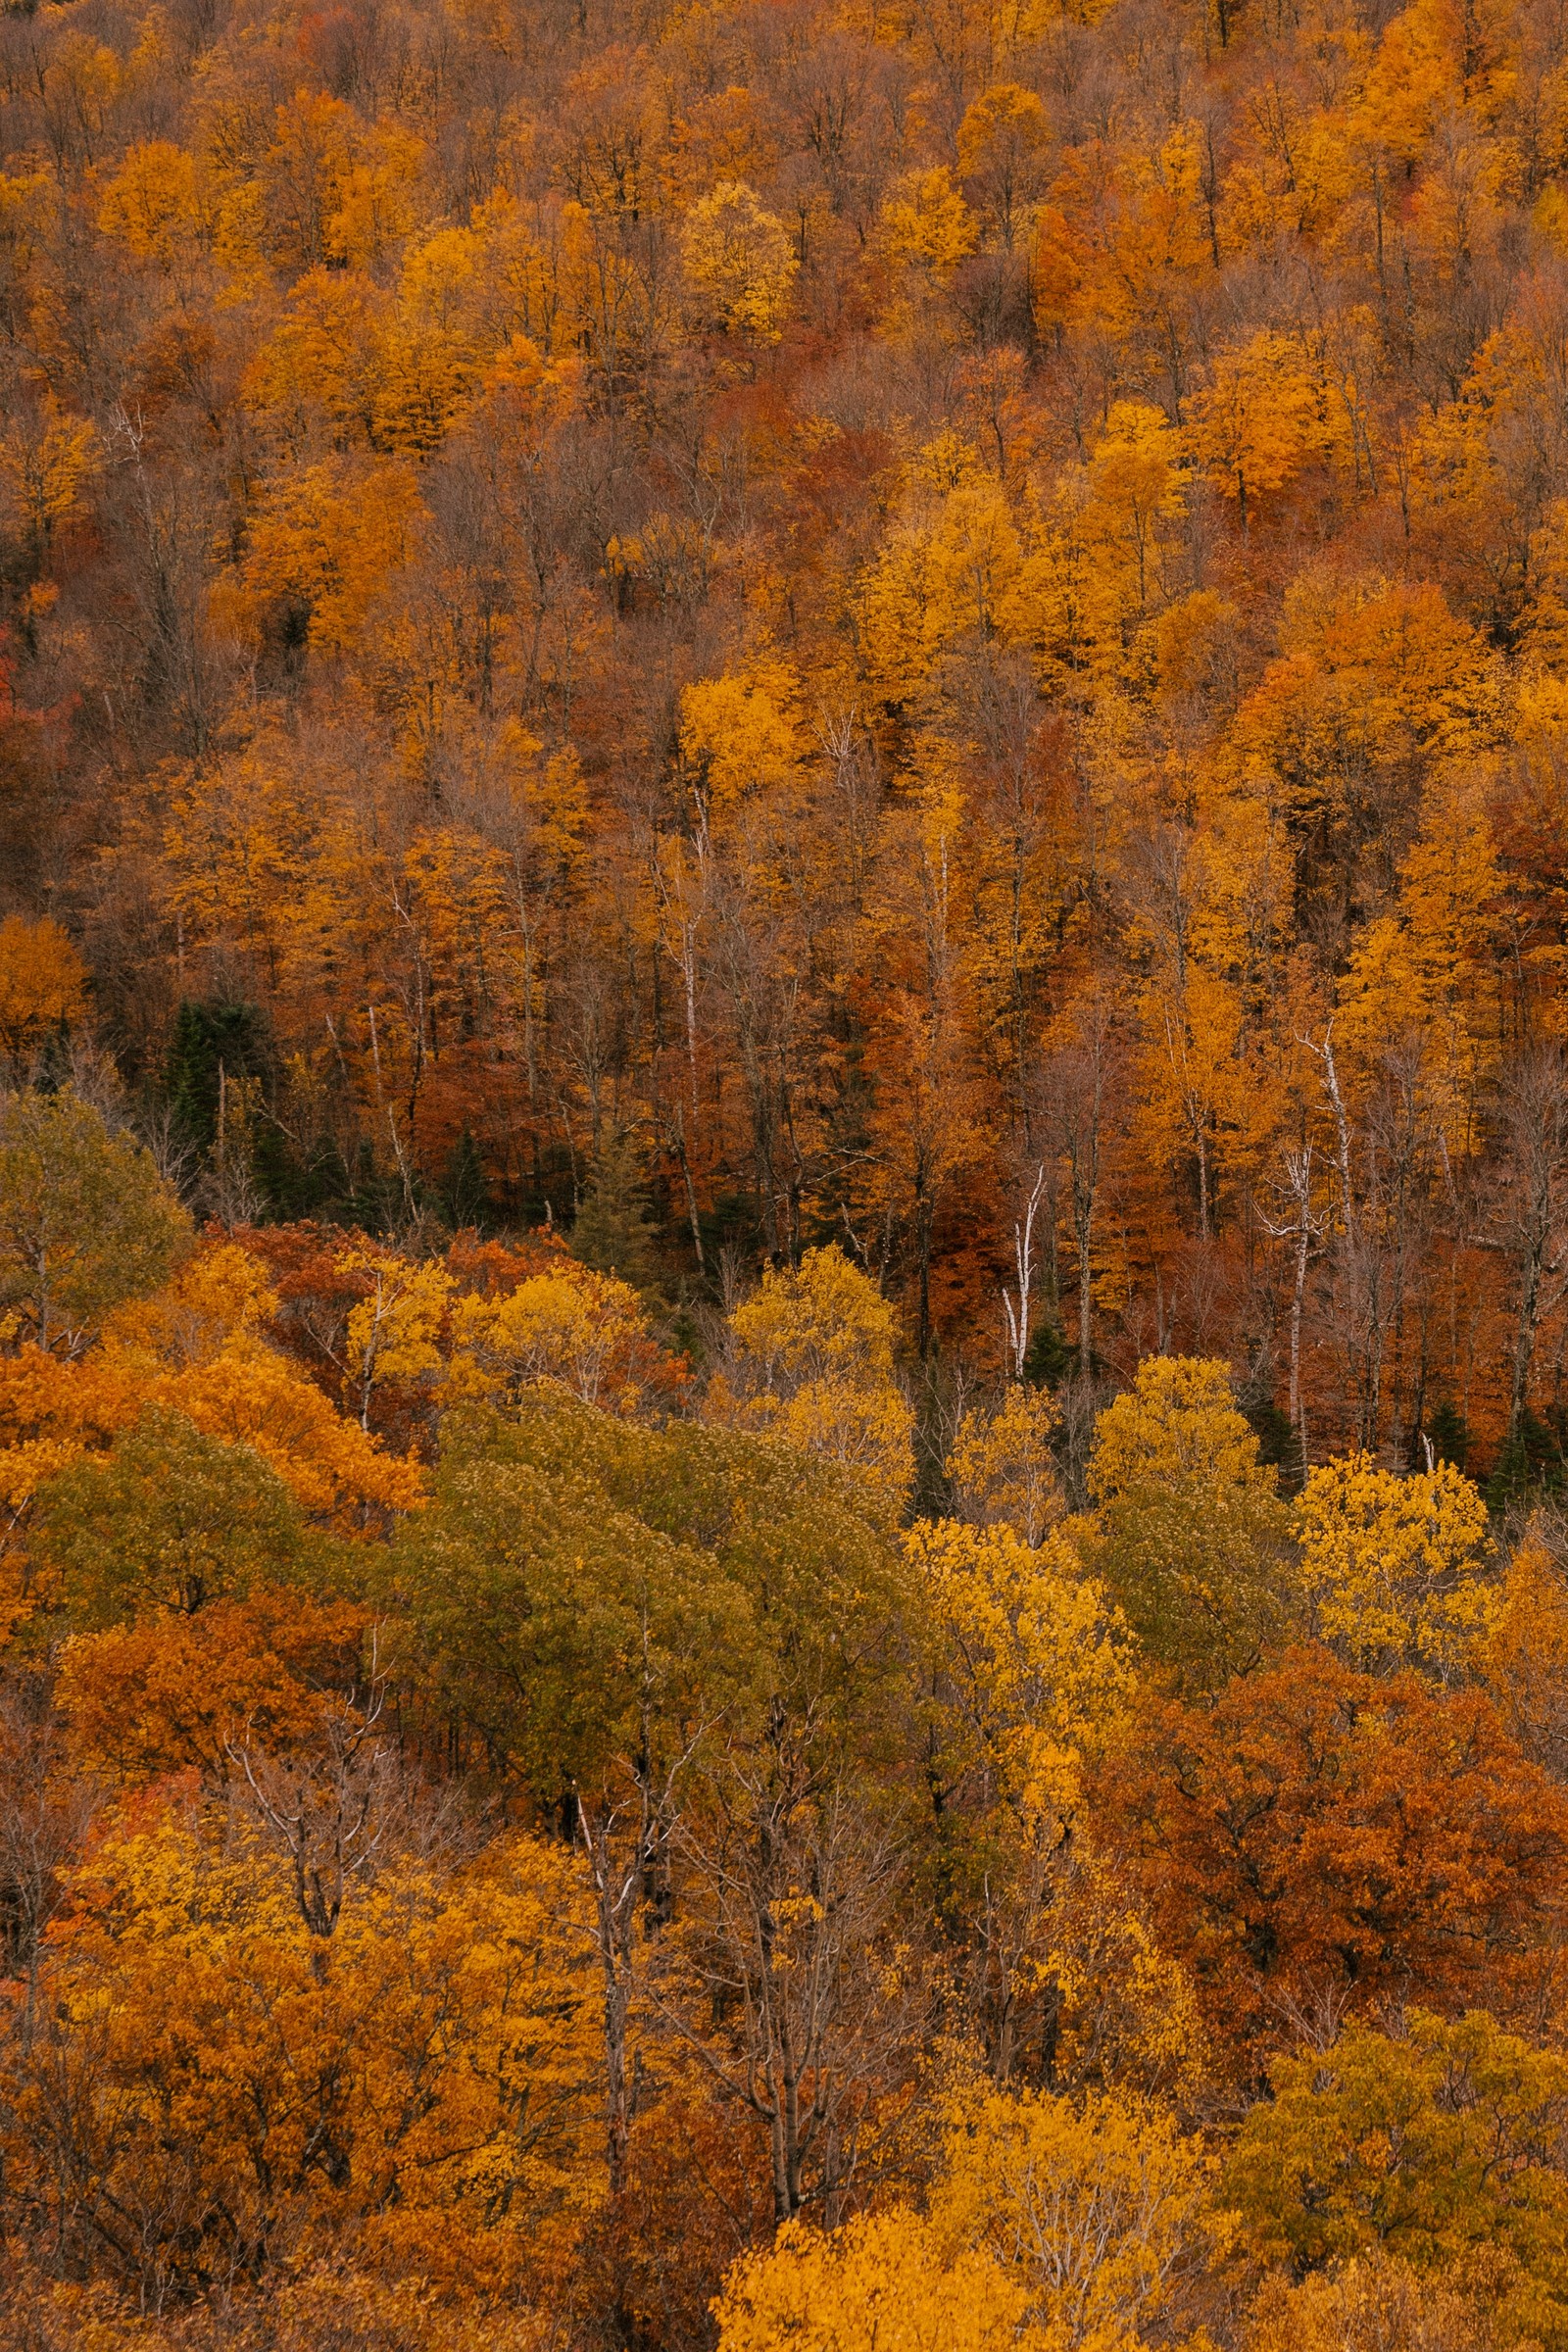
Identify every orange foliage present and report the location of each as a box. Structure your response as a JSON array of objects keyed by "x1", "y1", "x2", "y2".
[
  {"x1": 57, "y1": 1588, "x2": 369, "y2": 1782},
  {"x1": 1097, "y1": 1645, "x2": 1568, "y2": 2078}
]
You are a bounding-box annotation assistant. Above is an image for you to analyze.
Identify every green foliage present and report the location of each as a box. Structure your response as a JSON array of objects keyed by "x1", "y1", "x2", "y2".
[
  {"x1": 1242, "y1": 1389, "x2": 1300, "y2": 1482},
  {"x1": 165, "y1": 1000, "x2": 269, "y2": 1156},
  {"x1": 489, "y1": 1396, "x2": 914, "y2": 1731},
  {"x1": 1226, "y1": 2012, "x2": 1568, "y2": 2345},
  {"x1": 1426, "y1": 1399, "x2": 1472, "y2": 1472},
  {"x1": 443, "y1": 1127, "x2": 489, "y2": 1229},
  {"x1": 570, "y1": 1133, "x2": 666, "y2": 1303},
  {"x1": 0, "y1": 1089, "x2": 191, "y2": 1353},
  {"x1": 1488, "y1": 1410, "x2": 1568, "y2": 1512},
  {"x1": 1082, "y1": 1356, "x2": 1298, "y2": 1686},
  {"x1": 385, "y1": 1396, "x2": 915, "y2": 1802},
  {"x1": 383, "y1": 1417, "x2": 750, "y2": 1798},
  {"x1": 33, "y1": 1406, "x2": 318, "y2": 1623},
  {"x1": 1021, "y1": 1317, "x2": 1072, "y2": 1388}
]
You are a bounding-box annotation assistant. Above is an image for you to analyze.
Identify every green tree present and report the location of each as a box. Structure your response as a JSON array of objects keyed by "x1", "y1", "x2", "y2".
[
  {"x1": 385, "y1": 1395, "x2": 913, "y2": 2209},
  {"x1": 570, "y1": 1132, "x2": 666, "y2": 1303},
  {"x1": 1226, "y1": 2012, "x2": 1568, "y2": 2343},
  {"x1": 164, "y1": 1000, "x2": 269, "y2": 1156},
  {"x1": 1081, "y1": 1356, "x2": 1298, "y2": 1686},
  {"x1": 33, "y1": 1407, "x2": 317, "y2": 1623},
  {"x1": 0, "y1": 1090, "x2": 191, "y2": 1354},
  {"x1": 386, "y1": 1393, "x2": 911, "y2": 1795},
  {"x1": 382, "y1": 1402, "x2": 753, "y2": 1799}
]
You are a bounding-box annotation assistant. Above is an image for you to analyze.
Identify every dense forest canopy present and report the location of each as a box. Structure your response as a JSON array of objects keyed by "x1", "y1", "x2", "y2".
[
  {"x1": 4, "y1": 0, "x2": 1568, "y2": 1468},
  {"x1": 8, "y1": 0, "x2": 1568, "y2": 2342}
]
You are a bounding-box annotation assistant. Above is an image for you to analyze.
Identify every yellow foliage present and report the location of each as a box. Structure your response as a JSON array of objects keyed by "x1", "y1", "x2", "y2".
[
  {"x1": 722, "y1": 1245, "x2": 914, "y2": 1499},
  {"x1": 934, "y1": 2080, "x2": 1215, "y2": 2347},
  {"x1": 1337, "y1": 768, "x2": 1503, "y2": 1129},
  {"x1": 957, "y1": 84, "x2": 1050, "y2": 183},
  {"x1": 98, "y1": 139, "x2": 205, "y2": 262},
  {"x1": 481, "y1": 332, "x2": 582, "y2": 429},
  {"x1": 373, "y1": 322, "x2": 482, "y2": 453},
  {"x1": 1245, "y1": 2251, "x2": 1494, "y2": 2352},
  {"x1": 1354, "y1": 0, "x2": 1467, "y2": 165},
  {"x1": 1085, "y1": 402, "x2": 1188, "y2": 612},
  {"x1": 1186, "y1": 331, "x2": 1341, "y2": 523},
  {"x1": 947, "y1": 1384, "x2": 1064, "y2": 1544},
  {"x1": 327, "y1": 122, "x2": 427, "y2": 268},
  {"x1": 1485, "y1": 1527, "x2": 1568, "y2": 1766},
  {"x1": 730, "y1": 1243, "x2": 900, "y2": 1390},
  {"x1": 340, "y1": 1246, "x2": 454, "y2": 1426},
  {"x1": 858, "y1": 457, "x2": 1024, "y2": 702},
  {"x1": 1089, "y1": 1356, "x2": 1272, "y2": 1499},
  {"x1": 716, "y1": 2080, "x2": 1213, "y2": 2352},
  {"x1": 1082, "y1": 1358, "x2": 1294, "y2": 1680},
  {"x1": 238, "y1": 459, "x2": 425, "y2": 653},
  {"x1": 241, "y1": 269, "x2": 386, "y2": 446},
  {"x1": 911, "y1": 1515, "x2": 1132, "y2": 1821},
  {"x1": 0, "y1": 398, "x2": 101, "y2": 546},
  {"x1": 678, "y1": 658, "x2": 802, "y2": 827},
  {"x1": 724, "y1": 1371, "x2": 917, "y2": 1500},
  {"x1": 957, "y1": 83, "x2": 1050, "y2": 245},
  {"x1": 450, "y1": 1263, "x2": 659, "y2": 1413},
  {"x1": 1044, "y1": 1852, "x2": 1209, "y2": 2101},
  {"x1": 1296, "y1": 1450, "x2": 1496, "y2": 1676},
  {"x1": 877, "y1": 166, "x2": 979, "y2": 287},
  {"x1": 10, "y1": 1805, "x2": 604, "y2": 2302},
  {"x1": 102, "y1": 1239, "x2": 280, "y2": 1367},
  {"x1": 715, "y1": 2207, "x2": 1030, "y2": 2352},
  {"x1": 681, "y1": 179, "x2": 798, "y2": 341},
  {"x1": 0, "y1": 915, "x2": 88, "y2": 1067}
]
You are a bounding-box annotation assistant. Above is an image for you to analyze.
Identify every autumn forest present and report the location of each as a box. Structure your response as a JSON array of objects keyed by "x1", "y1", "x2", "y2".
[{"x1": 5, "y1": 0, "x2": 1568, "y2": 2338}]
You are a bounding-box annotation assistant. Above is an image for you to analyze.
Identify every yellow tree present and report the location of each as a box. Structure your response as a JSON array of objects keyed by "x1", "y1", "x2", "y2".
[
  {"x1": 715, "y1": 2208, "x2": 1028, "y2": 2352},
  {"x1": 876, "y1": 166, "x2": 978, "y2": 316},
  {"x1": 956, "y1": 83, "x2": 1050, "y2": 250},
  {"x1": 1084, "y1": 401, "x2": 1188, "y2": 618},
  {"x1": 0, "y1": 396, "x2": 100, "y2": 562},
  {"x1": 716, "y1": 2079, "x2": 1213, "y2": 2352},
  {"x1": 0, "y1": 916, "x2": 87, "y2": 1076},
  {"x1": 914, "y1": 1517, "x2": 1132, "y2": 1828},
  {"x1": 678, "y1": 657, "x2": 802, "y2": 843},
  {"x1": 681, "y1": 180, "x2": 798, "y2": 343},
  {"x1": 947, "y1": 1384, "x2": 1064, "y2": 1544},
  {"x1": 912, "y1": 1513, "x2": 1133, "y2": 2080},
  {"x1": 338, "y1": 1246, "x2": 453, "y2": 1430},
  {"x1": 1295, "y1": 1451, "x2": 1495, "y2": 1678},
  {"x1": 1186, "y1": 330, "x2": 1341, "y2": 533},
  {"x1": 5, "y1": 1803, "x2": 604, "y2": 2308},
  {"x1": 449, "y1": 1262, "x2": 670, "y2": 1416},
  {"x1": 718, "y1": 1244, "x2": 914, "y2": 1502}
]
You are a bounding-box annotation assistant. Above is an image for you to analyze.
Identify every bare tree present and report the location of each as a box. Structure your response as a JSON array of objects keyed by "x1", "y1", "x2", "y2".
[
  {"x1": 1043, "y1": 989, "x2": 1118, "y2": 1375},
  {"x1": 576, "y1": 1725, "x2": 704, "y2": 2197},
  {"x1": 0, "y1": 1682, "x2": 101, "y2": 2037},
  {"x1": 1494, "y1": 1042, "x2": 1568, "y2": 1447},
  {"x1": 222, "y1": 1638, "x2": 461, "y2": 1945},
  {"x1": 1001, "y1": 1159, "x2": 1049, "y2": 1380},
  {"x1": 1254, "y1": 1141, "x2": 1327, "y2": 1474},
  {"x1": 662, "y1": 1742, "x2": 926, "y2": 2226}
]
